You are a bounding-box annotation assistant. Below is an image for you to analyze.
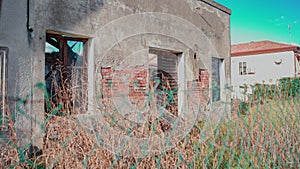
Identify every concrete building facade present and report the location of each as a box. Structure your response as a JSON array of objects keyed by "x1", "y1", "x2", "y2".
[{"x1": 0, "y1": 0, "x2": 231, "y2": 148}]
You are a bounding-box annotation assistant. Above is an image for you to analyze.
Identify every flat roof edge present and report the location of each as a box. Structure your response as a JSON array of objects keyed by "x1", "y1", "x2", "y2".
[{"x1": 199, "y1": 0, "x2": 231, "y2": 15}]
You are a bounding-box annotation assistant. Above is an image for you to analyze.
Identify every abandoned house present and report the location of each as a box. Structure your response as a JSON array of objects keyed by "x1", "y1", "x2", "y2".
[{"x1": 0, "y1": 0, "x2": 231, "y2": 150}]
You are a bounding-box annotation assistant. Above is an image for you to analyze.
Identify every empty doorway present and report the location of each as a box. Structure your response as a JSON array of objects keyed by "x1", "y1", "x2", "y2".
[{"x1": 148, "y1": 49, "x2": 183, "y2": 116}]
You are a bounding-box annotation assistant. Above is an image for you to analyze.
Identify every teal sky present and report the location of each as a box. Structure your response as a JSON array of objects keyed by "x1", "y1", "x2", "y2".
[{"x1": 215, "y1": 0, "x2": 300, "y2": 45}]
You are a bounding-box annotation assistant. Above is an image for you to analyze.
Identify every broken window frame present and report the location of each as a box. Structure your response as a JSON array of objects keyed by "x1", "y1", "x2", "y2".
[
  {"x1": 0, "y1": 47, "x2": 8, "y2": 131},
  {"x1": 45, "y1": 31, "x2": 89, "y2": 114}
]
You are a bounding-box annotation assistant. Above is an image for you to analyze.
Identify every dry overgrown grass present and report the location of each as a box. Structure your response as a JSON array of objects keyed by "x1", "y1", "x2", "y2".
[
  {"x1": 42, "y1": 115, "x2": 199, "y2": 168},
  {"x1": 1, "y1": 96, "x2": 299, "y2": 168},
  {"x1": 201, "y1": 98, "x2": 300, "y2": 168}
]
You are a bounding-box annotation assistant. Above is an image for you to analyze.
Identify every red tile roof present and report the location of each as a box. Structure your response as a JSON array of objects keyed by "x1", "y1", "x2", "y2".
[{"x1": 231, "y1": 41, "x2": 300, "y2": 57}]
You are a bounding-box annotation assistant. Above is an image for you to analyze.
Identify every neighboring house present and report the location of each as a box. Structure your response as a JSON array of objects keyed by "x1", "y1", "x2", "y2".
[
  {"x1": 0, "y1": 0, "x2": 231, "y2": 148},
  {"x1": 231, "y1": 40, "x2": 300, "y2": 99}
]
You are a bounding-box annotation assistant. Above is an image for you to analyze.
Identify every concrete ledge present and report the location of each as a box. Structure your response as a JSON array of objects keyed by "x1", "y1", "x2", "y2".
[{"x1": 199, "y1": 0, "x2": 231, "y2": 15}]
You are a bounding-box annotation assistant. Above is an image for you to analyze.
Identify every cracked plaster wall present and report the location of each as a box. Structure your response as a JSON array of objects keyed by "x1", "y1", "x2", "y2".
[{"x1": 0, "y1": 0, "x2": 231, "y2": 147}]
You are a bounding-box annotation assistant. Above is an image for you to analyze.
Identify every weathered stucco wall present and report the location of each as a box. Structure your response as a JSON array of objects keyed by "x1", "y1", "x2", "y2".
[
  {"x1": 33, "y1": 0, "x2": 230, "y2": 68},
  {"x1": 1, "y1": 0, "x2": 231, "y2": 148},
  {"x1": 33, "y1": 0, "x2": 231, "y2": 146},
  {"x1": 0, "y1": 0, "x2": 35, "y2": 145},
  {"x1": 33, "y1": 0, "x2": 231, "y2": 104}
]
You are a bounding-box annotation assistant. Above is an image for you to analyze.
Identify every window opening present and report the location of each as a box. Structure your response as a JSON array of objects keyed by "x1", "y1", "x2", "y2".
[
  {"x1": 148, "y1": 49, "x2": 180, "y2": 116},
  {"x1": 212, "y1": 57, "x2": 222, "y2": 102},
  {"x1": 239, "y1": 62, "x2": 247, "y2": 75},
  {"x1": 45, "y1": 32, "x2": 88, "y2": 114}
]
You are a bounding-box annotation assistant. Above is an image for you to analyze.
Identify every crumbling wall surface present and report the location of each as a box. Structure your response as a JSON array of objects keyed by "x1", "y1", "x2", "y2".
[
  {"x1": 0, "y1": 0, "x2": 231, "y2": 150},
  {"x1": 34, "y1": 0, "x2": 231, "y2": 92},
  {"x1": 0, "y1": 0, "x2": 231, "y2": 148},
  {"x1": 0, "y1": 0, "x2": 35, "y2": 147},
  {"x1": 0, "y1": 0, "x2": 232, "y2": 162},
  {"x1": 34, "y1": 0, "x2": 230, "y2": 63},
  {"x1": 32, "y1": 0, "x2": 231, "y2": 142}
]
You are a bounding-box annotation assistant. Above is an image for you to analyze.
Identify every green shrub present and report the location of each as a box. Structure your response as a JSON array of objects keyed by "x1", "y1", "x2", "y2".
[
  {"x1": 249, "y1": 77, "x2": 300, "y2": 103},
  {"x1": 279, "y1": 77, "x2": 300, "y2": 98}
]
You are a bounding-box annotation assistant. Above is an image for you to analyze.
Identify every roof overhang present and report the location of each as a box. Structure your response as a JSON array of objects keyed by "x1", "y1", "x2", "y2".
[{"x1": 232, "y1": 46, "x2": 300, "y2": 57}]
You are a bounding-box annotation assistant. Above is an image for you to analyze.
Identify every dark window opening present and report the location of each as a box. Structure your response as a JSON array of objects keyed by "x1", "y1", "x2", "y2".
[
  {"x1": 0, "y1": 0, "x2": 2, "y2": 15},
  {"x1": 45, "y1": 31, "x2": 88, "y2": 114},
  {"x1": 239, "y1": 62, "x2": 247, "y2": 75}
]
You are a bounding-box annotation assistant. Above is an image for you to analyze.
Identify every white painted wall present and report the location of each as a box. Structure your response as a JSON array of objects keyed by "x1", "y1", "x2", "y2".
[{"x1": 231, "y1": 51, "x2": 296, "y2": 99}]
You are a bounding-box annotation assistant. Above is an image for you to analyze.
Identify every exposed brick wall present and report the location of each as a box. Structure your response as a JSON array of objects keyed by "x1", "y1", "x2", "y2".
[
  {"x1": 100, "y1": 66, "x2": 148, "y2": 108},
  {"x1": 187, "y1": 69, "x2": 210, "y2": 113},
  {"x1": 199, "y1": 69, "x2": 210, "y2": 88},
  {"x1": 100, "y1": 67, "x2": 210, "y2": 114}
]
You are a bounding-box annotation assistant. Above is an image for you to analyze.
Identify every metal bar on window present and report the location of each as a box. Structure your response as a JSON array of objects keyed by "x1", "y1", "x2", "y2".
[
  {"x1": 1, "y1": 51, "x2": 4, "y2": 128},
  {"x1": 0, "y1": 48, "x2": 7, "y2": 131}
]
